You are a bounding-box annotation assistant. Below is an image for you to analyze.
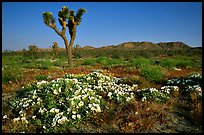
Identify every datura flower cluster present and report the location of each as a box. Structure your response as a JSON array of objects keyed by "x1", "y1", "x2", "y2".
[{"x1": 8, "y1": 71, "x2": 202, "y2": 133}]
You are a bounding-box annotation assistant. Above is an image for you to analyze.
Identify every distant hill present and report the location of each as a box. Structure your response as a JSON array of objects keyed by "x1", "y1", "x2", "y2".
[
  {"x1": 113, "y1": 41, "x2": 162, "y2": 50},
  {"x1": 157, "y1": 42, "x2": 191, "y2": 50},
  {"x1": 15, "y1": 41, "x2": 193, "y2": 52},
  {"x1": 81, "y1": 46, "x2": 95, "y2": 49},
  {"x1": 98, "y1": 41, "x2": 191, "y2": 50}
]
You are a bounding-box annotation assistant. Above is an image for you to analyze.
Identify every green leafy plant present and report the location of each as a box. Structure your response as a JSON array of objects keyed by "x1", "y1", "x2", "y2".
[
  {"x1": 35, "y1": 75, "x2": 49, "y2": 81},
  {"x1": 140, "y1": 66, "x2": 164, "y2": 83},
  {"x1": 82, "y1": 58, "x2": 97, "y2": 65},
  {"x1": 131, "y1": 57, "x2": 151, "y2": 68}
]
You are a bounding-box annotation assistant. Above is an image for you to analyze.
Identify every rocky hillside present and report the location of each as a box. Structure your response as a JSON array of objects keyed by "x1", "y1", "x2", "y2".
[
  {"x1": 97, "y1": 41, "x2": 191, "y2": 50},
  {"x1": 15, "y1": 41, "x2": 192, "y2": 52},
  {"x1": 157, "y1": 42, "x2": 191, "y2": 50},
  {"x1": 114, "y1": 41, "x2": 162, "y2": 50}
]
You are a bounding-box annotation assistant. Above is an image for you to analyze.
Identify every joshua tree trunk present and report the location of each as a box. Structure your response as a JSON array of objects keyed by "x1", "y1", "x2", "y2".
[
  {"x1": 68, "y1": 45, "x2": 73, "y2": 68},
  {"x1": 68, "y1": 25, "x2": 76, "y2": 68},
  {"x1": 50, "y1": 24, "x2": 73, "y2": 68},
  {"x1": 62, "y1": 35, "x2": 71, "y2": 68}
]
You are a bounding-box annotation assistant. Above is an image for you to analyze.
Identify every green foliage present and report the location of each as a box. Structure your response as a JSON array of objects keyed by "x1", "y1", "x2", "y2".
[
  {"x1": 96, "y1": 57, "x2": 124, "y2": 66},
  {"x1": 140, "y1": 66, "x2": 164, "y2": 83},
  {"x1": 82, "y1": 58, "x2": 97, "y2": 65},
  {"x1": 42, "y1": 12, "x2": 55, "y2": 26},
  {"x1": 159, "y1": 59, "x2": 179, "y2": 68},
  {"x1": 2, "y1": 68, "x2": 23, "y2": 84},
  {"x1": 35, "y1": 75, "x2": 49, "y2": 81},
  {"x1": 131, "y1": 57, "x2": 151, "y2": 68},
  {"x1": 159, "y1": 56, "x2": 201, "y2": 69},
  {"x1": 58, "y1": 6, "x2": 70, "y2": 21},
  {"x1": 22, "y1": 60, "x2": 53, "y2": 69},
  {"x1": 75, "y1": 8, "x2": 87, "y2": 24}
]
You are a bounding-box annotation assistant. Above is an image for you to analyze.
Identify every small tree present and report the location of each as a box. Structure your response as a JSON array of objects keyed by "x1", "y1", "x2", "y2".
[
  {"x1": 28, "y1": 45, "x2": 38, "y2": 54},
  {"x1": 73, "y1": 44, "x2": 81, "y2": 58},
  {"x1": 42, "y1": 6, "x2": 87, "y2": 68},
  {"x1": 51, "y1": 42, "x2": 59, "y2": 56}
]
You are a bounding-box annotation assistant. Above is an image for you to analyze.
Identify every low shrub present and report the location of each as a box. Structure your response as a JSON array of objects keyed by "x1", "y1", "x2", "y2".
[
  {"x1": 159, "y1": 59, "x2": 180, "y2": 69},
  {"x1": 35, "y1": 75, "x2": 49, "y2": 81},
  {"x1": 82, "y1": 58, "x2": 97, "y2": 66},
  {"x1": 131, "y1": 57, "x2": 151, "y2": 68},
  {"x1": 96, "y1": 57, "x2": 123, "y2": 66},
  {"x1": 140, "y1": 66, "x2": 164, "y2": 83},
  {"x1": 2, "y1": 69, "x2": 23, "y2": 84}
]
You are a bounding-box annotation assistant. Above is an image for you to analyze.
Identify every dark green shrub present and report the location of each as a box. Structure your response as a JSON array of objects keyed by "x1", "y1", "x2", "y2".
[
  {"x1": 131, "y1": 57, "x2": 151, "y2": 68},
  {"x1": 96, "y1": 57, "x2": 108, "y2": 65},
  {"x1": 2, "y1": 69, "x2": 23, "y2": 84},
  {"x1": 176, "y1": 60, "x2": 193, "y2": 68},
  {"x1": 82, "y1": 58, "x2": 97, "y2": 65},
  {"x1": 35, "y1": 75, "x2": 49, "y2": 81},
  {"x1": 159, "y1": 59, "x2": 179, "y2": 68},
  {"x1": 140, "y1": 66, "x2": 164, "y2": 83}
]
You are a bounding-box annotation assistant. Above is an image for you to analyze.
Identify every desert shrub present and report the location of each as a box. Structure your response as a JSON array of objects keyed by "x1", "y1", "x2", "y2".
[
  {"x1": 131, "y1": 57, "x2": 151, "y2": 68},
  {"x1": 52, "y1": 60, "x2": 66, "y2": 67},
  {"x1": 118, "y1": 76, "x2": 142, "y2": 86},
  {"x1": 96, "y1": 57, "x2": 108, "y2": 65},
  {"x1": 176, "y1": 60, "x2": 193, "y2": 68},
  {"x1": 159, "y1": 59, "x2": 179, "y2": 68},
  {"x1": 140, "y1": 66, "x2": 164, "y2": 83},
  {"x1": 35, "y1": 75, "x2": 49, "y2": 81},
  {"x1": 2, "y1": 68, "x2": 23, "y2": 84},
  {"x1": 22, "y1": 60, "x2": 52, "y2": 69},
  {"x1": 82, "y1": 58, "x2": 97, "y2": 65},
  {"x1": 96, "y1": 57, "x2": 123, "y2": 66},
  {"x1": 159, "y1": 57, "x2": 201, "y2": 69}
]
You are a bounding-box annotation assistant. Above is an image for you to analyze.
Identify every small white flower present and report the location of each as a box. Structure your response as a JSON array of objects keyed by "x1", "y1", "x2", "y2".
[
  {"x1": 67, "y1": 108, "x2": 71, "y2": 112},
  {"x1": 23, "y1": 103, "x2": 29, "y2": 108},
  {"x1": 21, "y1": 117, "x2": 26, "y2": 122},
  {"x1": 3, "y1": 115, "x2": 7, "y2": 119},
  {"x1": 32, "y1": 95, "x2": 37, "y2": 99},
  {"x1": 53, "y1": 89, "x2": 58, "y2": 95},
  {"x1": 107, "y1": 92, "x2": 112, "y2": 97},
  {"x1": 95, "y1": 106, "x2": 101, "y2": 112},
  {"x1": 78, "y1": 101, "x2": 84, "y2": 107},
  {"x1": 142, "y1": 97, "x2": 146, "y2": 102},
  {"x1": 43, "y1": 126, "x2": 46, "y2": 129},
  {"x1": 32, "y1": 116, "x2": 36, "y2": 119},
  {"x1": 72, "y1": 115, "x2": 76, "y2": 119},
  {"x1": 72, "y1": 111, "x2": 76, "y2": 114},
  {"x1": 77, "y1": 114, "x2": 81, "y2": 119},
  {"x1": 58, "y1": 87, "x2": 62, "y2": 93},
  {"x1": 13, "y1": 117, "x2": 20, "y2": 123},
  {"x1": 19, "y1": 110, "x2": 26, "y2": 117}
]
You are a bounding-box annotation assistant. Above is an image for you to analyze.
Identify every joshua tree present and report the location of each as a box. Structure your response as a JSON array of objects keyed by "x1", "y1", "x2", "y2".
[
  {"x1": 28, "y1": 45, "x2": 38, "y2": 55},
  {"x1": 51, "y1": 42, "x2": 59, "y2": 56},
  {"x1": 42, "y1": 6, "x2": 87, "y2": 68}
]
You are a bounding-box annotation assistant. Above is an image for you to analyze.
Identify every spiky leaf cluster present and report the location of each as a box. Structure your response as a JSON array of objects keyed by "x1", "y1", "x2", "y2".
[
  {"x1": 67, "y1": 8, "x2": 87, "y2": 36},
  {"x1": 58, "y1": 6, "x2": 70, "y2": 26},
  {"x1": 42, "y1": 12, "x2": 55, "y2": 26},
  {"x1": 75, "y1": 8, "x2": 87, "y2": 25}
]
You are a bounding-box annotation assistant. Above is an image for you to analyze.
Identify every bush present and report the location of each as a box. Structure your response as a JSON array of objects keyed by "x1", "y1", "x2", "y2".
[
  {"x1": 159, "y1": 59, "x2": 179, "y2": 69},
  {"x1": 96, "y1": 57, "x2": 108, "y2": 65},
  {"x1": 96, "y1": 57, "x2": 123, "y2": 66},
  {"x1": 131, "y1": 57, "x2": 151, "y2": 68},
  {"x1": 140, "y1": 66, "x2": 164, "y2": 83},
  {"x1": 2, "y1": 69, "x2": 23, "y2": 84},
  {"x1": 35, "y1": 75, "x2": 49, "y2": 81},
  {"x1": 82, "y1": 58, "x2": 97, "y2": 65},
  {"x1": 159, "y1": 57, "x2": 199, "y2": 69}
]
